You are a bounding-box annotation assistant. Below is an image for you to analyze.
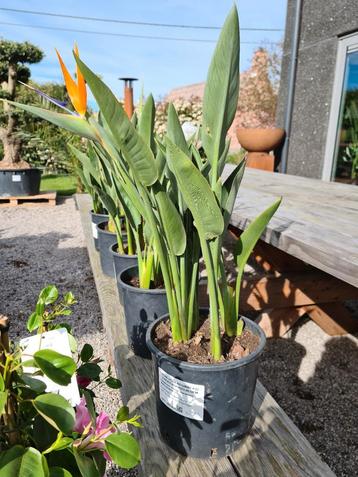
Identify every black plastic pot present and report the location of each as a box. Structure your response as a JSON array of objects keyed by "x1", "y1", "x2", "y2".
[
  {"x1": 97, "y1": 221, "x2": 117, "y2": 277},
  {"x1": 0, "y1": 168, "x2": 41, "y2": 197},
  {"x1": 111, "y1": 244, "x2": 137, "y2": 304},
  {"x1": 90, "y1": 210, "x2": 108, "y2": 251},
  {"x1": 146, "y1": 313, "x2": 266, "y2": 458},
  {"x1": 118, "y1": 265, "x2": 168, "y2": 359}
]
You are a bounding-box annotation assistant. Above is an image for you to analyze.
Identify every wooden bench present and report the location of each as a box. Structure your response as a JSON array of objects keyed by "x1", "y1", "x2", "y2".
[{"x1": 76, "y1": 193, "x2": 335, "y2": 477}]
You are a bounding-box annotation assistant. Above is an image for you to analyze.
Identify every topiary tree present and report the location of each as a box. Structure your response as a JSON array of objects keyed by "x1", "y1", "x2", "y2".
[{"x1": 0, "y1": 40, "x2": 43, "y2": 169}]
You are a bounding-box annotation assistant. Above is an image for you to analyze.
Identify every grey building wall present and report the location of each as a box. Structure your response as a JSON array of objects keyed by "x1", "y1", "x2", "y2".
[{"x1": 276, "y1": 0, "x2": 358, "y2": 178}]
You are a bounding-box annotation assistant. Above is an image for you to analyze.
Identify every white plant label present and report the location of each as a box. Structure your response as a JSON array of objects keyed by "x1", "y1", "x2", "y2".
[
  {"x1": 92, "y1": 222, "x2": 98, "y2": 239},
  {"x1": 12, "y1": 175, "x2": 21, "y2": 182},
  {"x1": 20, "y1": 328, "x2": 80, "y2": 406},
  {"x1": 159, "y1": 367, "x2": 205, "y2": 421}
]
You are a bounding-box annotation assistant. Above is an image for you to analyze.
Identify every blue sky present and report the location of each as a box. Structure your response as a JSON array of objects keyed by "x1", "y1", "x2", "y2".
[{"x1": 0, "y1": 0, "x2": 287, "y2": 102}]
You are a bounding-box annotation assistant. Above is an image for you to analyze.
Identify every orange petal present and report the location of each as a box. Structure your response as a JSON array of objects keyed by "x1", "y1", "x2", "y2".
[
  {"x1": 56, "y1": 49, "x2": 85, "y2": 116},
  {"x1": 73, "y1": 44, "x2": 87, "y2": 117}
]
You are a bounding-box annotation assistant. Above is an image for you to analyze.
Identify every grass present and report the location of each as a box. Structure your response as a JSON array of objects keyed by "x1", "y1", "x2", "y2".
[{"x1": 40, "y1": 174, "x2": 77, "y2": 196}]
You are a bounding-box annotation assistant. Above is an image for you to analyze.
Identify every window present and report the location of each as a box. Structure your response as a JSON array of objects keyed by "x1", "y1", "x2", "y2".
[{"x1": 323, "y1": 34, "x2": 358, "y2": 184}]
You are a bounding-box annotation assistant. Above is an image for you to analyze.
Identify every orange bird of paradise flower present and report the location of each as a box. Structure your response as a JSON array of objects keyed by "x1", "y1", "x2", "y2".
[{"x1": 56, "y1": 44, "x2": 87, "y2": 117}]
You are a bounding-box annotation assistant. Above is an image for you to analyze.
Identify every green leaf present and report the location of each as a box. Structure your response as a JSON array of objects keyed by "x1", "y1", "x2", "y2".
[
  {"x1": 72, "y1": 450, "x2": 101, "y2": 477},
  {"x1": 167, "y1": 103, "x2": 190, "y2": 156},
  {"x1": 234, "y1": 198, "x2": 281, "y2": 315},
  {"x1": 105, "y1": 377, "x2": 122, "y2": 389},
  {"x1": 49, "y1": 468, "x2": 72, "y2": 477},
  {"x1": 64, "y1": 292, "x2": 76, "y2": 306},
  {"x1": 166, "y1": 138, "x2": 224, "y2": 240},
  {"x1": 154, "y1": 185, "x2": 186, "y2": 255},
  {"x1": 33, "y1": 350, "x2": 76, "y2": 386},
  {"x1": 32, "y1": 415, "x2": 59, "y2": 452},
  {"x1": 0, "y1": 373, "x2": 5, "y2": 392},
  {"x1": 105, "y1": 433, "x2": 141, "y2": 469},
  {"x1": 27, "y1": 312, "x2": 41, "y2": 333},
  {"x1": 0, "y1": 390, "x2": 7, "y2": 415},
  {"x1": 202, "y1": 5, "x2": 240, "y2": 170},
  {"x1": 39, "y1": 285, "x2": 59, "y2": 305},
  {"x1": 33, "y1": 393, "x2": 75, "y2": 435},
  {"x1": 116, "y1": 406, "x2": 129, "y2": 422},
  {"x1": 6, "y1": 101, "x2": 97, "y2": 141},
  {"x1": 76, "y1": 56, "x2": 158, "y2": 186},
  {"x1": 77, "y1": 363, "x2": 101, "y2": 381},
  {"x1": 221, "y1": 160, "x2": 246, "y2": 229},
  {"x1": 21, "y1": 374, "x2": 47, "y2": 393},
  {"x1": 80, "y1": 344, "x2": 93, "y2": 363},
  {"x1": 43, "y1": 432, "x2": 73, "y2": 455},
  {"x1": 0, "y1": 446, "x2": 47, "y2": 477},
  {"x1": 83, "y1": 390, "x2": 96, "y2": 426},
  {"x1": 138, "y1": 94, "x2": 155, "y2": 152}
]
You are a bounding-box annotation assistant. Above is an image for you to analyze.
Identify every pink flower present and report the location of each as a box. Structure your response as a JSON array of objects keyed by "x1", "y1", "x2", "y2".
[
  {"x1": 74, "y1": 397, "x2": 91, "y2": 433},
  {"x1": 77, "y1": 375, "x2": 92, "y2": 388}
]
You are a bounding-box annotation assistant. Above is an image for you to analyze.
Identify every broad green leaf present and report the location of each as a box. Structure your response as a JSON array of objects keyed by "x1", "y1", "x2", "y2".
[
  {"x1": 116, "y1": 405, "x2": 129, "y2": 422},
  {"x1": 0, "y1": 390, "x2": 7, "y2": 415},
  {"x1": 39, "y1": 285, "x2": 59, "y2": 305},
  {"x1": 80, "y1": 344, "x2": 93, "y2": 362},
  {"x1": 167, "y1": 103, "x2": 190, "y2": 156},
  {"x1": 0, "y1": 446, "x2": 47, "y2": 477},
  {"x1": 0, "y1": 374, "x2": 4, "y2": 392},
  {"x1": 138, "y1": 94, "x2": 155, "y2": 152},
  {"x1": 64, "y1": 292, "x2": 76, "y2": 305},
  {"x1": 105, "y1": 433, "x2": 141, "y2": 469},
  {"x1": 202, "y1": 6, "x2": 240, "y2": 170},
  {"x1": 83, "y1": 390, "x2": 96, "y2": 426},
  {"x1": 154, "y1": 185, "x2": 186, "y2": 255},
  {"x1": 76, "y1": 56, "x2": 158, "y2": 186},
  {"x1": 166, "y1": 138, "x2": 224, "y2": 240},
  {"x1": 34, "y1": 393, "x2": 75, "y2": 435},
  {"x1": 32, "y1": 415, "x2": 58, "y2": 452},
  {"x1": 33, "y1": 349, "x2": 76, "y2": 386},
  {"x1": 234, "y1": 198, "x2": 281, "y2": 315},
  {"x1": 221, "y1": 160, "x2": 246, "y2": 229},
  {"x1": 43, "y1": 432, "x2": 72, "y2": 455},
  {"x1": 21, "y1": 375, "x2": 47, "y2": 393},
  {"x1": 105, "y1": 376, "x2": 122, "y2": 389},
  {"x1": 49, "y1": 468, "x2": 72, "y2": 477},
  {"x1": 72, "y1": 450, "x2": 101, "y2": 477},
  {"x1": 77, "y1": 362, "x2": 101, "y2": 381},
  {"x1": 27, "y1": 312, "x2": 41, "y2": 332},
  {"x1": 6, "y1": 101, "x2": 97, "y2": 141}
]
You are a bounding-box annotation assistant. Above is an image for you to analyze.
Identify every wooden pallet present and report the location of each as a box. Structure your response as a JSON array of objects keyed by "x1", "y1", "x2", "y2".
[{"x1": 0, "y1": 191, "x2": 57, "y2": 207}]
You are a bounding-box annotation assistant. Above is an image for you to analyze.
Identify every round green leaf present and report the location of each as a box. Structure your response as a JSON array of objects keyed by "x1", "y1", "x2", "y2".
[
  {"x1": 105, "y1": 377, "x2": 122, "y2": 389},
  {"x1": 0, "y1": 446, "x2": 47, "y2": 477},
  {"x1": 21, "y1": 375, "x2": 47, "y2": 394},
  {"x1": 39, "y1": 285, "x2": 59, "y2": 305},
  {"x1": 33, "y1": 349, "x2": 76, "y2": 386},
  {"x1": 105, "y1": 433, "x2": 141, "y2": 469},
  {"x1": 77, "y1": 363, "x2": 101, "y2": 381},
  {"x1": 80, "y1": 344, "x2": 93, "y2": 363},
  {"x1": 33, "y1": 393, "x2": 75, "y2": 435},
  {"x1": 27, "y1": 312, "x2": 41, "y2": 332}
]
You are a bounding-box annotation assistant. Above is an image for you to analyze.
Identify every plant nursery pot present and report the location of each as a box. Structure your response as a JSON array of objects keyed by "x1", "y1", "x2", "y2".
[
  {"x1": 111, "y1": 244, "x2": 138, "y2": 304},
  {"x1": 0, "y1": 168, "x2": 41, "y2": 197},
  {"x1": 146, "y1": 312, "x2": 266, "y2": 458},
  {"x1": 236, "y1": 127, "x2": 285, "y2": 153},
  {"x1": 97, "y1": 220, "x2": 117, "y2": 277},
  {"x1": 118, "y1": 265, "x2": 168, "y2": 359},
  {"x1": 90, "y1": 210, "x2": 109, "y2": 251}
]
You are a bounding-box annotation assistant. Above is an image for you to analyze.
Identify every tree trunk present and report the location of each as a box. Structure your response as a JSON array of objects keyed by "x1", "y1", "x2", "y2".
[{"x1": 0, "y1": 63, "x2": 28, "y2": 168}]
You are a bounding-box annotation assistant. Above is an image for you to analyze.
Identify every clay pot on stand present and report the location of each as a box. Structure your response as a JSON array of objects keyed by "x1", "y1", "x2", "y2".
[{"x1": 236, "y1": 128, "x2": 285, "y2": 171}]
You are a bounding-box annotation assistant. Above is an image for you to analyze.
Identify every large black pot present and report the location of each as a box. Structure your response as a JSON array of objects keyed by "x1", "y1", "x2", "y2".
[
  {"x1": 90, "y1": 210, "x2": 108, "y2": 251},
  {"x1": 111, "y1": 244, "x2": 137, "y2": 305},
  {"x1": 118, "y1": 265, "x2": 168, "y2": 359},
  {"x1": 0, "y1": 168, "x2": 41, "y2": 197},
  {"x1": 146, "y1": 313, "x2": 266, "y2": 458},
  {"x1": 97, "y1": 220, "x2": 117, "y2": 277}
]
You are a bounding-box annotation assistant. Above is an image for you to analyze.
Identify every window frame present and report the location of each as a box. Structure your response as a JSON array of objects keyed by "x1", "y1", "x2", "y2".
[{"x1": 323, "y1": 33, "x2": 358, "y2": 181}]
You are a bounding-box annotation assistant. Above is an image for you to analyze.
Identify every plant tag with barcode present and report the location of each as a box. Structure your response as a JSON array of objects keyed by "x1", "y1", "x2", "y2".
[
  {"x1": 159, "y1": 367, "x2": 204, "y2": 421},
  {"x1": 20, "y1": 328, "x2": 80, "y2": 406}
]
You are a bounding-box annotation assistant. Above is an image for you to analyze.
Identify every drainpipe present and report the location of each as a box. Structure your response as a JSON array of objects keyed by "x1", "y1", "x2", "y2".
[
  {"x1": 280, "y1": 0, "x2": 303, "y2": 173},
  {"x1": 119, "y1": 77, "x2": 138, "y2": 118}
]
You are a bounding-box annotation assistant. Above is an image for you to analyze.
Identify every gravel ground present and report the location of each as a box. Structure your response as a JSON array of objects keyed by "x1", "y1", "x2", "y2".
[{"x1": 1, "y1": 197, "x2": 357, "y2": 476}]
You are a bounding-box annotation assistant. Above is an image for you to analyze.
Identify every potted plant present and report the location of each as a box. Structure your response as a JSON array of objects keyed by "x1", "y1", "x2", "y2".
[
  {"x1": 0, "y1": 285, "x2": 141, "y2": 475},
  {"x1": 0, "y1": 40, "x2": 43, "y2": 196}
]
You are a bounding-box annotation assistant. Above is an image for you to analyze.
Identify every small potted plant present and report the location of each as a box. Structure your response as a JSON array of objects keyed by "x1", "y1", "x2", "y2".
[{"x1": 0, "y1": 285, "x2": 141, "y2": 475}]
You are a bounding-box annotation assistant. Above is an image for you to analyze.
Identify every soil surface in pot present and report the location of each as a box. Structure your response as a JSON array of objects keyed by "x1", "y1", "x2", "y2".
[
  {"x1": 102, "y1": 223, "x2": 126, "y2": 233},
  {"x1": 128, "y1": 275, "x2": 165, "y2": 290},
  {"x1": 154, "y1": 317, "x2": 259, "y2": 364}
]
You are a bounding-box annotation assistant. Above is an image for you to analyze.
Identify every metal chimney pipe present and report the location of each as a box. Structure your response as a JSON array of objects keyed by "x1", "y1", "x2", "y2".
[{"x1": 119, "y1": 77, "x2": 138, "y2": 118}]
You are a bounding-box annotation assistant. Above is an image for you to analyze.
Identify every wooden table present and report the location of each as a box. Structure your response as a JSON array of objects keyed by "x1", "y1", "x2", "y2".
[
  {"x1": 226, "y1": 167, "x2": 358, "y2": 337},
  {"x1": 76, "y1": 194, "x2": 335, "y2": 477}
]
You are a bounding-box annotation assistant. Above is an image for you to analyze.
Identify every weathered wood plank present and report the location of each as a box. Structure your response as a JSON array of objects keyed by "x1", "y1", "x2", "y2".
[
  {"x1": 225, "y1": 166, "x2": 358, "y2": 287},
  {"x1": 0, "y1": 191, "x2": 57, "y2": 207},
  {"x1": 76, "y1": 193, "x2": 335, "y2": 477}
]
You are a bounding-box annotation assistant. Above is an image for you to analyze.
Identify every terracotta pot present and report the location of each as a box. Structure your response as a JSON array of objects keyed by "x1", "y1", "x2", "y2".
[{"x1": 236, "y1": 128, "x2": 285, "y2": 153}]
